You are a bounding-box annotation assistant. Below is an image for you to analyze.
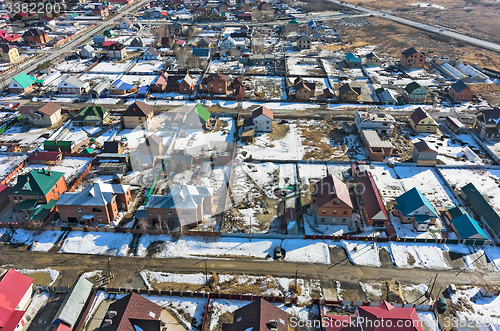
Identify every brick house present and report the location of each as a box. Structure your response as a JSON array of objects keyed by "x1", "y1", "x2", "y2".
[
  {"x1": 311, "y1": 175, "x2": 353, "y2": 225},
  {"x1": 22, "y1": 28, "x2": 49, "y2": 45},
  {"x1": 201, "y1": 73, "x2": 228, "y2": 94},
  {"x1": 355, "y1": 170, "x2": 389, "y2": 227},
  {"x1": 400, "y1": 47, "x2": 426, "y2": 69},
  {"x1": 99, "y1": 293, "x2": 161, "y2": 330},
  {"x1": 8, "y1": 72, "x2": 35, "y2": 94},
  {"x1": 92, "y1": 4, "x2": 109, "y2": 17},
  {"x1": 107, "y1": 42, "x2": 127, "y2": 59},
  {"x1": 122, "y1": 101, "x2": 154, "y2": 130},
  {"x1": 7, "y1": 169, "x2": 67, "y2": 210},
  {"x1": 409, "y1": 107, "x2": 437, "y2": 133},
  {"x1": 56, "y1": 182, "x2": 132, "y2": 225},
  {"x1": 178, "y1": 74, "x2": 195, "y2": 94},
  {"x1": 150, "y1": 73, "x2": 167, "y2": 93},
  {"x1": 222, "y1": 299, "x2": 288, "y2": 331},
  {"x1": 338, "y1": 83, "x2": 361, "y2": 103},
  {"x1": 450, "y1": 80, "x2": 473, "y2": 102},
  {"x1": 393, "y1": 187, "x2": 439, "y2": 232},
  {"x1": 293, "y1": 76, "x2": 315, "y2": 101}
]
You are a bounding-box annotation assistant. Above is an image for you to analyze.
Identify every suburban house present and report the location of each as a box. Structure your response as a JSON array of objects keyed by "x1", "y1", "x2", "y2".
[
  {"x1": 234, "y1": 85, "x2": 245, "y2": 101},
  {"x1": 293, "y1": 76, "x2": 316, "y2": 101},
  {"x1": 9, "y1": 72, "x2": 36, "y2": 94},
  {"x1": 50, "y1": 276, "x2": 93, "y2": 330},
  {"x1": 130, "y1": 36, "x2": 146, "y2": 47},
  {"x1": 461, "y1": 182, "x2": 500, "y2": 243},
  {"x1": 99, "y1": 293, "x2": 162, "y2": 331},
  {"x1": 325, "y1": 301, "x2": 424, "y2": 331},
  {"x1": 22, "y1": 28, "x2": 49, "y2": 44},
  {"x1": 19, "y1": 102, "x2": 62, "y2": 127},
  {"x1": 400, "y1": 47, "x2": 426, "y2": 69},
  {"x1": 7, "y1": 169, "x2": 67, "y2": 211},
  {"x1": 338, "y1": 83, "x2": 361, "y2": 103},
  {"x1": 355, "y1": 170, "x2": 389, "y2": 227},
  {"x1": 108, "y1": 79, "x2": 136, "y2": 95},
  {"x1": 220, "y1": 36, "x2": 236, "y2": 49},
  {"x1": 310, "y1": 175, "x2": 353, "y2": 225},
  {"x1": 0, "y1": 44, "x2": 20, "y2": 63},
  {"x1": 447, "y1": 205, "x2": 488, "y2": 243},
  {"x1": 409, "y1": 107, "x2": 438, "y2": 133},
  {"x1": 360, "y1": 130, "x2": 394, "y2": 161},
  {"x1": 365, "y1": 52, "x2": 383, "y2": 66},
  {"x1": 242, "y1": 106, "x2": 273, "y2": 133},
  {"x1": 165, "y1": 112, "x2": 186, "y2": 128},
  {"x1": 44, "y1": 140, "x2": 74, "y2": 153},
  {"x1": 184, "y1": 103, "x2": 211, "y2": 129},
  {"x1": 450, "y1": 80, "x2": 473, "y2": 102},
  {"x1": 146, "y1": 184, "x2": 213, "y2": 228},
  {"x1": 122, "y1": 101, "x2": 154, "y2": 130},
  {"x1": 102, "y1": 141, "x2": 124, "y2": 154},
  {"x1": 404, "y1": 81, "x2": 428, "y2": 102},
  {"x1": 107, "y1": 42, "x2": 127, "y2": 59},
  {"x1": 354, "y1": 111, "x2": 396, "y2": 135},
  {"x1": 0, "y1": 269, "x2": 34, "y2": 331},
  {"x1": 93, "y1": 35, "x2": 108, "y2": 45},
  {"x1": 222, "y1": 299, "x2": 288, "y2": 331},
  {"x1": 393, "y1": 187, "x2": 439, "y2": 232},
  {"x1": 120, "y1": 17, "x2": 133, "y2": 29},
  {"x1": 142, "y1": 47, "x2": 161, "y2": 60},
  {"x1": 80, "y1": 44, "x2": 95, "y2": 58},
  {"x1": 446, "y1": 116, "x2": 468, "y2": 134},
  {"x1": 296, "y1": 35, "x2": 312, "y2": 49},
  {"x1": 29, "y1": 151, "x2": 62, "y2": 166},
  {"x1": 73, "y1": 105, "x2": 111, "y2": 126},
  {"x1": 412, "y1": 139, "x2": 438, "y2": 166},
  {"x1": 150, "y1": 74, "x2": 166, "y2": 93},
  {"x1": 137, "y1": 135, "x2": 163, "y2": 156},
  {"x1": 56, "y1": 182, "x2": 132, "y2": 224},
  {"x1": 178, "y1": 74, "x2": 195, "y2": 94},
  {"x1": 473, "y1": 107, "x2": 500, "y2": 140},
  {"x1": 58, "y1": 76, "x2": 90, "y2": 95},
  {"x1": 376, "y1": 87, "x2": 398, "y2": 105},
  {"x1": 197, "y1": 36, "x2": 212, "y2": 48},
  {"x1": 92, "y1": 4, "x2": 108, "y2": 17},
  {"x1": 201, "y1": 73, "x2": 228, "y2": 94},
  {"x1": 89, "y1": 79, "x2": 111, "y2": 98},
  {"x1": 345, "y1": 51, "x2": 362, "y2": 68}
]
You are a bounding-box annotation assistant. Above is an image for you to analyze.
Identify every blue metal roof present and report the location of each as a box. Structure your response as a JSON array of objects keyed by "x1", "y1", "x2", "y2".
[
  {"x1": 395, "y1": 187, "x2": 439, "y2": 218},
  {"x1": 452, "y1": 214, "x2": 488, "y2": 240}
]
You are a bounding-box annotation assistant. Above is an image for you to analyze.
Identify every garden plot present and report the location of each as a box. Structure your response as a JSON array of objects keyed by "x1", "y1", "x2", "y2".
[
  {"x1": 78, "y1": 73, "x2": 120, "y2": 83},
  {"x1": 50, "y1": 157, "x2": 92, "y2": 182},
  {"x1": 389, "y1": 214, "x2": 443, "y2": 239},
  {"x1": 321, "y1": 58, "x2": 342, "y2": 77},
  {"x1": 339, "y1": 67, "x2": 365, "y2": 80},
  {"x1": 90, "y1": 60, "x2": 134, "y2": 73},
  {"x1": 207, "y1": 60, "x2": 244, "y2": 75},
  {"x1": 327, "y1": 164, "x2": 351, "y2": 179},
  {"x1": 120, "y1": 74, "x2": 157, "y2": 86},
  {"x1": 60, "y1": 232, "x2": 133, "y2": 256},
  {"x1": 0, "y1": 154, "x2": 24, "y2": 177},
  {"x1": 116, "y1": 128, "x2": 154, "y2": 149},
  {"x1": 278, "y1": 163, "x2": 298, "y2": 189},
  {"x1": 369, "y1": 165, "x2": 457, "y2": 208},
  {"x1": 350, "y1": 80, "x2": 375, "y2": 103},
  {"x1": 451, "y1": 286, "x2": 500, "y2": 321},
  {"x1": 63, "y1": 126, "x2": 90, "y2": 145},
  {"x1": 238, "y1": 122, "x2": 305, "y2": 160},
  {"x1": 55, "y1": 59, "x2": 91, "y2": 72},
  {"x1": 1, "y1": 125, "x2": 54, "y2": 150},
  {"x1": 244, "y1": 162, "x2": 280, "y2": 199},
  {"x1": 387, "y1": 242, "x2": 452, "y2": 269},
  {"x1": 411, "y1": 131, "x2": 491, "y2": 165},
  {"x1": 129, "y1": 60, "x2": 164, "y2": 73},
  {"x1": 440, "y1": 168, "x2": 500, "y2": 214},
  {"x1": 286, "y1": 57, "x2": 325, "y2": 76},
  {"x1": 243, "y1": 76, "x2": 286, "y2": 100},
  {"x1": 298, "y1": 163, "x2": 328, "y2": 184},
  {"x1": 174, "y1": 118, "x2": 235, "y2": 156},
  {"x1": 95, "y1": 125, "x2": 120, "y2": 145}
]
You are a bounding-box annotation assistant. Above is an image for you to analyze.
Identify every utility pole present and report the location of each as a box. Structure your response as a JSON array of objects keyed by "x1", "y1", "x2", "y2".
[
  {"x1": 295, "y1": 266, "x2": 298, "y2": 294},
  {"x1": 107, "y1": 257, "x2": 112, "y2": 276},
  {"x1": 205, "y1": 260, "x2": 208, "y2": 284},
  {"x1": 249, "y1": 216, "x2": 252, "y2": 241}
]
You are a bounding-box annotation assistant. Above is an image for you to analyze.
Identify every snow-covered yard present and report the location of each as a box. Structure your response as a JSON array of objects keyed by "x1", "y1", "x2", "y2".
[{"x1": 286, "y1": 57, "x2": 324, "y2": 76}]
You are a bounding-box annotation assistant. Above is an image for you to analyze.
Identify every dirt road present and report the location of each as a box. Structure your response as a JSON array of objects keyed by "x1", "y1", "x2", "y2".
[{"x1": 1, "y1": 246, "x2": 497, "y2": 292}]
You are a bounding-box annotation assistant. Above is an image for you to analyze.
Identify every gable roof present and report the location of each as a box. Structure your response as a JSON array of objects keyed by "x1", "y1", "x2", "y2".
[
  {"x1": 181, "y1": 74, "x2": 195, "y2": 86},
  {"x1": 0, "y1": 269, "x2": 33, "y2": 329},
  {"x1": 8, "y1": 169, "x2": 65, "y2": 196},
  {"x1": 193, "y1": 103, "x2": 210, "y2": 122},
  {"x1": 405, "y1": 81, "x2": 425, "y2": 94},
  {"x1": 476, "y1": 107, "x2": 500, "y2": 124},
  {"x1": 100, "y1": 292, "x2": 161, "y2": 331},
  {"x1": 202, "y1": 73, "x2": 228, "y2": 84},
  {"x1": 223, "y1": 298, "x2": 288, "y2": 331},
  {"x1": 461, "y1": 182, "x2": 500, "y2": 236},
  {"x1": 29, "y1": 151, "x2": 61, "y2": 162},
  {"x1": 413, "y1": 140, "x2": 437, "y2": 153},
  {"x1": 452, "y1": 214, "x2": 488, "y2": 240},
  {"x1": 108, "y1": 42, "x2": 125, "y2": 50},
  {"x1": 0, "y1": 44, "x2": 15, "y2": 53},
  {"x1": 74, "y1": 105, "x2": 109, "y2": 122},
  {"x1": 366, "y1": 52, "x2": 381, "y2": 61},
  {"x1": 358, "y1": 301, "x2": 423, "y2": 331},
  {"x1": 313, "y1": 175, "x2": 352, "y2": 208},
  {"x1": 395, "y1": 187, "x2": 438, "y2": 218},
  {"x1": 297, "y1": 35, "x2": 312, "y2": 42},
  {"x1": 56, "y1": 182, "x2": 129, "y2": 207},
  {"x1": 356, "y1": 171, "x2": 388, "y2": 221},
  {"x1": 12, "y1": 72, "x2": 35, "y2": 89},
  {"x1": 345, "y1": 51, "x2": 361, "y2": 62},
  {"x1": 450, "y1": 80, "x2": 469, "y2": 94},
  {"x1": 51, "y1": 276, "x2": 93, "y2": 327},
  {"x1": 123, "y1": 101, "x2": 153, "y2": 117},
  {"x1": 61, "y1": 76, "x2": 86, "y2": 88},
  {"x1": 401, "y1": 47, "x2": 421, "y2": 58},
  {"x1": 251, "y1": 106, "x2": 273, "y2": 120},
  {"x1": 121, "y1": 17, "x2": 133, "y2": 25},
  {"x1": 338, "y1": 83, "x2": 360, "y2": 96},
  {"x1": 410, "y1": 107, "x2": 433, "y2": 125},
  {"x1": 144, "y1": 46, "x2": 160, "y2": 56},
  {"x1": 22, "y1": 28, "x2": 46, "y2": 37}
]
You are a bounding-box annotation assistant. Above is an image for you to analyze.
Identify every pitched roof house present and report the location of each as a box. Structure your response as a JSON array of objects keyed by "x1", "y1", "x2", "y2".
[
  {"x1": 197, "y1": 36, "x2": 212, "y2": 48},
  {"x1": 400, "y1": 47, "x2": 425, "y2": 69},
  {"x1": 473, "y1": 107, "x2": 500, "y2": 140},
  {"x1": 137, "y1": 135, "x2": 164, "y2": 156},
  {"x1": 73, "y1": 105, "x2": 110, "y2": 126},
  {"x1": 365, "y1": 52, "x2": 383, "y2": 66},
  {"x1": 449, "y1": 209, "x2": 488, "y2": 242},
  {"x1": 19, "y1": 102, "x2": 62, "y2": 127},
  {"x1": 108, "y1": 42, "x2": 127, "y2": 59},
  {"x1": 345, "y1": 51, "x2": 362, "y2": 68},
  {"x1": 122, "y1": 101, "x2": 154, "y2": 130},
  {"x1": 8, "y1": 72, "x2": 35, "y2": 93},
  {"x1": 179, "y1": 74, "x2": 195, "y2": 94},
  {"x1": 0, "y1": 269, "x2": 34, "y2": 331},
  {"x1": 409, "y1": 107, "x2": 437, "y2": 133},
  {"x1": 412, "y1": 139, "x2": 438, "y2": 166},
  {"x1": 404, "y1": 81, "x2": 427, "y2": 102},
  {"x1": 22, "y1": 28, "x2": 49, "y2": 44},
  {"x1": 311, "y1": 175, "x2": 353, "y2": 225},
  {"x1": 222, "y1": 299, "x2": 288, "y2": 331},
  {"x1": 51, "y1": 276, "x2": 93, "y2": 328},
  {"x1": 450, "y1": 80, "x2": 473, "y2": 102},
  {"x1": 393, "y1": 187, "x2": 439, "y2": 232},
  {"x1": 338, "y1": 83, "x2": 361, "y2": 103},
  {"x1": 355, "y1": 170, "x2": 389, "y2": 227},
  {"x1": 185, "y1": 103, "x2": 211, "y2": 129},
  {"x1": 201, "y1": 73, "x2": 228, "y2": 94},
  {"x1": 142, "y1": 47, "x2": 161, "y2": 60},
  {"x1": 58, "y1": 76, "x2": 90, "y2": 95},
  {"x1": 293, "y1": 77, "x2": 316, "y2": 101}
]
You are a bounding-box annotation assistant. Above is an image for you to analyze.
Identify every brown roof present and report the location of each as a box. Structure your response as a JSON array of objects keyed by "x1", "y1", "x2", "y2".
[
  {"x1": 108, "y1": 42, "x2": 125, "y2": 50},
  {"x1": 251, "y1": 106, "x2": 273, "y2": 120},
  {"x1": 100, "y1": 292, "x2": 162, "y2": 331},
  {"x1": 38, "y1": 102, "x2": 62, "y2": 116},
  {"x1": 410, "y1": 107, "x2": 431, "y2": 125},
  {"x1": 413, "y1": 140, "x2": 438, "y2": 153},
  {"x1": 142, "y1": 135, "x2": 162, "y2": 147},
  {"x1": 222, "y1": 299, "x2": 288, "y2": 331},
  {"x1": 313, "y1": 175, "x2": 353, "y2": 208},
  {"x1": 355, "y1": 171, "x2": 389, "y2": 222},
  {"x1": 202, "y1": 73, "x2": 228, "y2": 84},
  {"x1": 123, "y1": 101, "x2": 153, "y2": 117},
  {"x1": 338, "y1": 83, "x2": 360, "y2": 96},
  {"x1": 18, "y1": 105, "x2": 38, "y2": 115},
  {"x1": 23, "y1": 28, "x2": 47, "y2": 37}
]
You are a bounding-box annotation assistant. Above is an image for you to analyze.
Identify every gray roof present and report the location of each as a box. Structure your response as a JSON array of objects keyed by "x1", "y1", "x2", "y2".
[
  {"x1": 361, "y1": 130, "x2": 394, "y2": 148},
  {"x1": 62, "y1": 76, "x2": 87, "y2": 88},
  {"x1": 56, "y1": 182, "x2": 129, "y2": 207},
  {"x1": 52, "y1": 276, "x2": 93, "y2": 327},
  {"x1": 146, "y1": 184, "x2": 212, "y2": 210},
  {"x1": 378, "y1": 89, "x2": 397, "y2": 103},
  {"x1": 90, "y1": 79, "x2": 111, "y2": 94}
]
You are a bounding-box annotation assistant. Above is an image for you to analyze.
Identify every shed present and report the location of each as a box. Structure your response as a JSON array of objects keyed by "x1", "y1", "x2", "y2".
[{"x1": 51, "y1": 276, "x2": 93, "y2": 327}]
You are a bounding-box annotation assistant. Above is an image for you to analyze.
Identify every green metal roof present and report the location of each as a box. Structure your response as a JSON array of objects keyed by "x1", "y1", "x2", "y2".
[
  {"x1": 44, "y1": 141, "x2": 73, "y2": 152},
  {"x1": 30, "y1": 199, "x2": 57, "y2": 221},
  {"x1": 52, "y1": 276, "x2": 93, "y2": 327},
  {"x1": 8, "y1": 169, "x2": 65, "y2": 197},
  {"x1": 12, "y1": 72, "x2": 35, "y2": 89},
  {"x1": 81, "y1": 148, "x2": 94, "y2": 154},
  {"x1": 288, "y1": 19, "x2": 300, "y2": 24},
  {"x1": 194, "y1": 103, "x2": 210, "y2": 122},
  {"x1": 462, "y1": 182, "x2": 500, "y2": 236},
  {"x1": 15, "y1": 199, "x2": 37, "y2": 211},
  {"x1": 452, "y1": 214, "x2": 488, "y2": 240},
  {"x1": 447, "y1": 205, "x2": 467, "y2": 219},
  {"x1": 395, "y1": 187, "x2": 438, "y2": 218},
  {"x1": 74, "y1": 105, "x2": 109, "y2": 122},
  {"x1": 405, "y1": 81, "x2": 424, "y2": 94},
  {"x1": 345, "y1": 51, "x2": 361, "y2": 62}
]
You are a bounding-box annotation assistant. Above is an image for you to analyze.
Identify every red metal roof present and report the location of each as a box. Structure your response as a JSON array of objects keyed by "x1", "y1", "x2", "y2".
[
  {"x1": 1, "y1": 310, "x2": 25, "y2": 331},
  {"x1": 324, "y1": 315, "x2": 360, "y2": 331},
  {"x1": 355, "y1": 171, "x2": 389, "y2": 222},
  {"x1": 102, "y1": 41, "x2": 116, "y2": 47},
  {"x1": 0, "y1": 269, "x2": 33, "y2": 329},
  {"x1": 29, "y1": 151, "x2": 61, "y2": 162},
  {"x1": 357, "y1": 301, "x2": 423, "y2": 331}
]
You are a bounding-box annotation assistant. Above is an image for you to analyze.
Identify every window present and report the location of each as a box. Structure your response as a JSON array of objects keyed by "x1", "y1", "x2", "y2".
[
  {"x1": 322, "y1": 210, "x2": 326, "y2": 214},
  {"x1": 98, "y1": 216, "x2": 103, "y2": 221},
  {"x1": 312, "y1": 198, "x2": 316, "y2": 203},
  {"x1": 77, "y1": 207, "x2": 82, "y2": 212},
  {"x1": 333, "y1": 201, "x2": 339, "y2": 205},
  {"x1": 333, "y1": 210, "x2": 337, "y2": 214},
  {"x1": 321, "y1": 218, "x2": 325, "y2": 222},
  {"x1": 219, "y1": 88, "x2": 222, "y2": 92},
  {"x1": 167, "y1": 210, "x2": 172, "y2": 215},
  {"x1": 52, "y1": 189, "x2": 55, "y2": 194},
  {"x1": 343, "y1": 211, "x2": 348, "y2": 215},
  {"x1": 342, "y1": 218, "x2": 346, "y2": 223}
]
